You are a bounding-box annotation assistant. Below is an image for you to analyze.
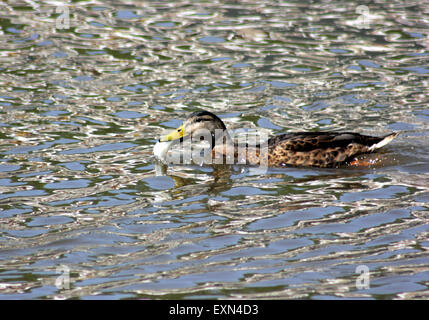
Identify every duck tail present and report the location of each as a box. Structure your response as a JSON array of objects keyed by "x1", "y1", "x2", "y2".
[{"x1": 368, "y1": 132, "x2": 399, "y2": 152}]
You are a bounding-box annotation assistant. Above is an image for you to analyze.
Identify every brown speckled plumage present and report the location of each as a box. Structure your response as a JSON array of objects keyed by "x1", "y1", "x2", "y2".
[
  {"x1": 160, "y1": 110, "x2": 399, "y2": 168},
  {"x1": 265, "y1": 132, "x2": 398, "y2": 167}
]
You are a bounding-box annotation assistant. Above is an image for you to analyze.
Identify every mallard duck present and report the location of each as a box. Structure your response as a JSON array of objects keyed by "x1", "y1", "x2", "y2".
[{"x1": 154, "y1": 110, "x2": 398, "y2": 168}]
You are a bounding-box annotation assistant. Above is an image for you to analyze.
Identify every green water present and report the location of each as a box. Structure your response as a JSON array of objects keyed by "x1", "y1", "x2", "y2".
[{"x1": 0, "y1": 0, "x2": 428, "y2": 299}]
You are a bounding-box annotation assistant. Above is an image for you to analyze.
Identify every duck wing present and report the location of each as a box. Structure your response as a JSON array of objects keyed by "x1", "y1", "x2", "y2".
[{"x1": 266, "y1": 132, "x2": 398, "y2": 167}]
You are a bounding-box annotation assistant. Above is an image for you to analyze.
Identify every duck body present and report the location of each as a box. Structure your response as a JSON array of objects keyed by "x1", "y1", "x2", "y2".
[
  {"x1": 156, "y1": 110, "x2": 398, "y2": 168},
  {"x1": 266, "y1": 131, "x2": 398, "y2": 168}
]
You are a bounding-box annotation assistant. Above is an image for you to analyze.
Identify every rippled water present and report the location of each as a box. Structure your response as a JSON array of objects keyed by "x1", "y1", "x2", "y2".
[{"x1": 1, "y1": 0, "x2": 428, "y2": 300}]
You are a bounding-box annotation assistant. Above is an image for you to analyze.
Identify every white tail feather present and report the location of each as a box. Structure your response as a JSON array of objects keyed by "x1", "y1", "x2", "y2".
[{"x1": 368, "y1": 132, "x2": 399, "y2": 152}]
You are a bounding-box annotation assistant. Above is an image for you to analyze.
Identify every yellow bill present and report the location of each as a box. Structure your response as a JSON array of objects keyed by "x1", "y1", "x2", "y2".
[{"x1": 159, "y1": 124, "x2": 186, "y2": 142}]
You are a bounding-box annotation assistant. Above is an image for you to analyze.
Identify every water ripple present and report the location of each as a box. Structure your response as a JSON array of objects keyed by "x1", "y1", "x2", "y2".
[{"x1": 0, "y1": 0, "x2": 428, "y2": 300}]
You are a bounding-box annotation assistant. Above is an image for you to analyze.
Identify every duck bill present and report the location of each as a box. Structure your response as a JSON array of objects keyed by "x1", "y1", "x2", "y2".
[{"x1": 159, "y1": 124, "x2": 186, "y2": 142}]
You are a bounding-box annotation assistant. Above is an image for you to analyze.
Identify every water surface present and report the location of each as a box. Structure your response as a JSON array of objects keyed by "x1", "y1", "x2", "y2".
[{"x1": 0, "y1": 0, "x2": 428, "y2": 299}]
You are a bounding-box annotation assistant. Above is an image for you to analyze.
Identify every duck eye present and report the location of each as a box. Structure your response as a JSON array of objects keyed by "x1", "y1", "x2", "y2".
[{"x1": 178, "y1": 128, "x2": 182, "y2": 132}]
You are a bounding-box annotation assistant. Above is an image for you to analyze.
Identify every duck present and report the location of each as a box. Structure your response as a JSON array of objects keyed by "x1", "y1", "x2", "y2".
[{"x1": 154, "y1": 110, "x2": 398, "y2": 168}]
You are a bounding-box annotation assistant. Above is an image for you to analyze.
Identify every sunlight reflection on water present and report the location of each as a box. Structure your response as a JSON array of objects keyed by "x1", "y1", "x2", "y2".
[{"x1": 0, "y1": 0, "x2": 428, "y2": 300}]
